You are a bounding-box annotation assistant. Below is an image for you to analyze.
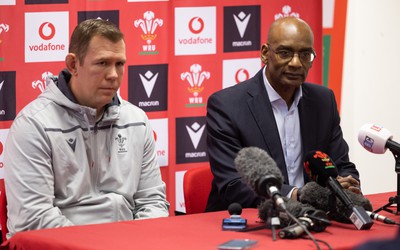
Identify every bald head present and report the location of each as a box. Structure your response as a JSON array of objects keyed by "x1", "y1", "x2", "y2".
[
  {"x1": 268, "y1": 17, "x2": 314, "y2": 47},
  {"x1": 260, "y1": 17, "x2": 315, "y2": 106}
]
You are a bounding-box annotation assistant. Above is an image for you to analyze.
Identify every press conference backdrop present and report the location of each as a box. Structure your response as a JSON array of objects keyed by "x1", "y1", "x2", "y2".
[
  {"x1": 341, "y1": 0, "x2": 400, "y2": 195},
  {"x1": 0, "y1": 0, "x2": 324, "y2": 214},
  {"x1": 2, "y1": 0, "x2": 399, "y2": 213},
  {"x1": 2, "y1": 0, "x2": 396, "y2": 214}
]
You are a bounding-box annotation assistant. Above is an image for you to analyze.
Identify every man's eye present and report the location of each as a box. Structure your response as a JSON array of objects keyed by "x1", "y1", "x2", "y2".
[
  {"x1": 277, "y1": 50, "x2": 292, "y2": 58},
  {"x1": 301, "y1": 51, "x2": 316, "y2": 62}
]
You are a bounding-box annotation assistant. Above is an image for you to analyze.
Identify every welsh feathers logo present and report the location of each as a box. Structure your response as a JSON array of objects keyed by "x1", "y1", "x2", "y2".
[
  {"x1": 134, "y1": 11, "x2": 163, "y2": 55},
  {"x1": 0, "y1": 22, "x2": 10, "y2": 62},
  {"x1": 32, "y1": 71, "x2": 53, "y2": 92},
  {"x1": 181, "y1": 64, "x2": 210, "y2": 107},
  {"x1": 115, "y1": 133, "x2": 127, "y2": 153},
  {"x1": 274, "y1": 5, "x2": 300, "y2": 20},
  {"x1": 0, "y1": 23, "x2": 9, "y2": 38}
]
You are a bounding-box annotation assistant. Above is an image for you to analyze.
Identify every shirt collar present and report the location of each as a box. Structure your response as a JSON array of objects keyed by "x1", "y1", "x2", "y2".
[{"x1": 262, "y1": 66, "x2": 303, "y2": 107}]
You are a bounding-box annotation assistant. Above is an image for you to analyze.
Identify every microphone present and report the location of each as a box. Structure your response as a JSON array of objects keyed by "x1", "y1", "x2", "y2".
[
  {"x1": 299, "y1": 181, "x2": 373, "y2": 223},
  {"x1": 358, "y1": 123, "x2": 400, "y2": 155},
  {"x1": 222, "y1": 203, "x2": 247, "y2": 231},
  {"x1": 235, "y1": 147, "x2": 286, "y2": 211},
  {"x1": 279, "y1": 209, "x2": 328, "y2": 239},
  {"x1": 258, "y1": 198, "x2": 331, "y2": 239},
  {"x1": 366, "y1": 211, "x2": 396, "y2": 225},
  {"x1": 303, "y1": 150, "x2": 373, "y2": 230}
]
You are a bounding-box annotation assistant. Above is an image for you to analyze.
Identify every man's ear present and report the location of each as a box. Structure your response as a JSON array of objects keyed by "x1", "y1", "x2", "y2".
[
  {"x1": 65, "y1": 53, "x2": 78, "y2": 76},
  {"x1": 260, "y1": 43, "x2": 268, "y2": 64}
]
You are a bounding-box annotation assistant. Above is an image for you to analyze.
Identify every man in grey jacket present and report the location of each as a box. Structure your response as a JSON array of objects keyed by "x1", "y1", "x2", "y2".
[{"x1": 3, "y1": 19, "x2": 169, "y2": 238}]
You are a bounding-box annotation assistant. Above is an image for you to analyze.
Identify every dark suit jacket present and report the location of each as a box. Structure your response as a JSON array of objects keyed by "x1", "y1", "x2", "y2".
[{"x1": 205, "y1": 68, "x2": 359, "y2": 212}]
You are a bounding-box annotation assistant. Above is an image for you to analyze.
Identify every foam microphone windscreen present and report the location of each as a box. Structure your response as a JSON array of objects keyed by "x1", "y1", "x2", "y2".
[
  {"x1": 235, "y1": 147, "x2": 283, "y2": 196},
  {"x1": 257, "y1": 197, "x2": 316, "y2": 227},
  {"x1": 258, "y1": 197, "x2": 291, "y2": 224},
  {"x1": 228, "y1": 203, "x2": 243, "y2": 216},
  {"x1": 299, "y1": 181, "x2": 373, "y2": 223},
  {"x1": 303, "y1": 150, "x2": 339, "y2": 186}
]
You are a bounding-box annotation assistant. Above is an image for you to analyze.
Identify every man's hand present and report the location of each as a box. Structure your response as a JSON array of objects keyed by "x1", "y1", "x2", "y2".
[
  {"x1": 290, "y1": 187, "x2": 301, "y2": 200},
  {"x1": 337, "y1": 175, "x2": 361, "y2": 194}
]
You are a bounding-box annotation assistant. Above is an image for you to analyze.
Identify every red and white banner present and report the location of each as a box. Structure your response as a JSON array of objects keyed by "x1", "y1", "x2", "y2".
[{"x1": 0, "y1": 0, "x2": 322, "y2": 214}]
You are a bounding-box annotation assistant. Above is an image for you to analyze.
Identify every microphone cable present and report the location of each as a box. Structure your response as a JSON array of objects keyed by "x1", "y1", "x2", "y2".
[{"x1": 280, "y1": 207, "x2": 323, "y2": 250}]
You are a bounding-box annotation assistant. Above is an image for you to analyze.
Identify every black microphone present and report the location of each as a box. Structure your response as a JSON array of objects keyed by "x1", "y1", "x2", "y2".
[
  {"x1": 258, "y1": 198, "x2": 331, "y2": 239},
  {"x1": 358, "y1": 123, "x2": 400, "y2": 155},
  {"x1": 235, "y1": 147, "x2": 286, "y2": 211},
  {"x1": 299, "y1": 181, "x2": 373, "y2": 223},
  {"x1": 222, "y1": 203, "x2": 247, "y2": 231},
  {"x1": 303, "y1": 151, "x2": 373, "y2": 230},
  {"x1": 279, "y1": 208, "x2": 329, "y2": 239},
  {"x1": 366, "y1": 211, "x2": 396, "y2": 225}
]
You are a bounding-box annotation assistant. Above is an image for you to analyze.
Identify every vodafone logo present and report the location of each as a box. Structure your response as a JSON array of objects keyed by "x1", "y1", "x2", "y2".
[
  {"x1": 235, "y1": 68, "x2": 250, "y2": 83},
  {"x1": 25, "y1": 11, "x2": 68, "y2": 63},
  {"x1": 149, "y1": 118, "x2": 168, "y2": 167},
  {"x1": 0, "y1": 129, "x2": 9, "y2": 171},
  {"x1": 222, "y1": 58, "x2": 260, "y2": 89},
  {"x1": 153, "y1": 130, "x2": 157, "y2": 141},
  {"x1": 39, "y1": 22, "x2": 56, "y2": 40},
  {"x1": 175, "y1": 7, "x2": 216, "y2": 56},
  {"x1": 0, "y1": 141, "x2": 3, "y2": 169},
  {"x1": 188, "y1": 17, "x2": 204, "y2": 34}
]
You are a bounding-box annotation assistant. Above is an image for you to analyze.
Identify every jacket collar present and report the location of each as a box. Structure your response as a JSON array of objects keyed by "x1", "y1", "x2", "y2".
[{"x1": 46, "y1": 69, "x2": 121, "y2": 123}]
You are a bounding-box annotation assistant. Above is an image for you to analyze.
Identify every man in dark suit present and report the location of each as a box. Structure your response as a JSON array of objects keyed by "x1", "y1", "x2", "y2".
[{"x1": 206, "y1": 16, "x2": 360, "y2": 212}]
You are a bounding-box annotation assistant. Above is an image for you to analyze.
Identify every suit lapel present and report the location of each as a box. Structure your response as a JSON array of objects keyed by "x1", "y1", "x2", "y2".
[
  {"x1": 298, "y1": 85, "x2": 317, "y2": 155},
  {"x1": 246, "y1": 72, "x2": 288, "y2": 181}
]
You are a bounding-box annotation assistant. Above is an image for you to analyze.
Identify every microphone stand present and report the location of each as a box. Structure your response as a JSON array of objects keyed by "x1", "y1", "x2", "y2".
[
  {"x1": 374, "y1": 149, "x2": 400, "y2": 215},
  {"x1": 328, "y1": 192, "x2": 337, "y2": 217},
  {"x1": 240, "y1": 203, "x2": 281, "y2": 241},
  {"x1": 329, "y1": 192, "x2": 336, "y2": 213},
  {"x1": 266, "y1": 204, "x2": 281, "y2": 241}
]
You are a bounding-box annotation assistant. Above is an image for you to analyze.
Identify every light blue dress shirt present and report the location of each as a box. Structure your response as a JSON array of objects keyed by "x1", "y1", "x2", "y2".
[{"x1": 262, "y1": 67, "x2": 304, "y2": 196}]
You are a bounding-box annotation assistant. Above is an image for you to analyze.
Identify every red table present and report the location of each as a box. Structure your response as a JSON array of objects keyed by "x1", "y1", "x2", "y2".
[{"x1": 1, "y1": 192, "x2": 399, "y2": 250}]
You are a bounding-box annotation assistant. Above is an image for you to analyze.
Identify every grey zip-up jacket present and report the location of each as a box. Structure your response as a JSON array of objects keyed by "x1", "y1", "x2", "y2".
[{"x1": 4, "y1": 70, "x2": 169, "y2": 238}]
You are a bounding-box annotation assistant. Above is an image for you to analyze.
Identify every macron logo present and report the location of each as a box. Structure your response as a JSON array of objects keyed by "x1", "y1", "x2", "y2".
[
  {"x1": 0, "y1": 81, "x2": 3, "y2": 92},
  {"x1": 139, "y1": 70, "x2": 158, "y2": 98},
  {"x1": 233, "y1": 12, "x2": 251, "y2": 38},
  {"x1": 66, "y1": 138, "x2": 76, "y2": 152},
  {"x1": 186, "y1": 122, "x2": 205, "y2": 149}
]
